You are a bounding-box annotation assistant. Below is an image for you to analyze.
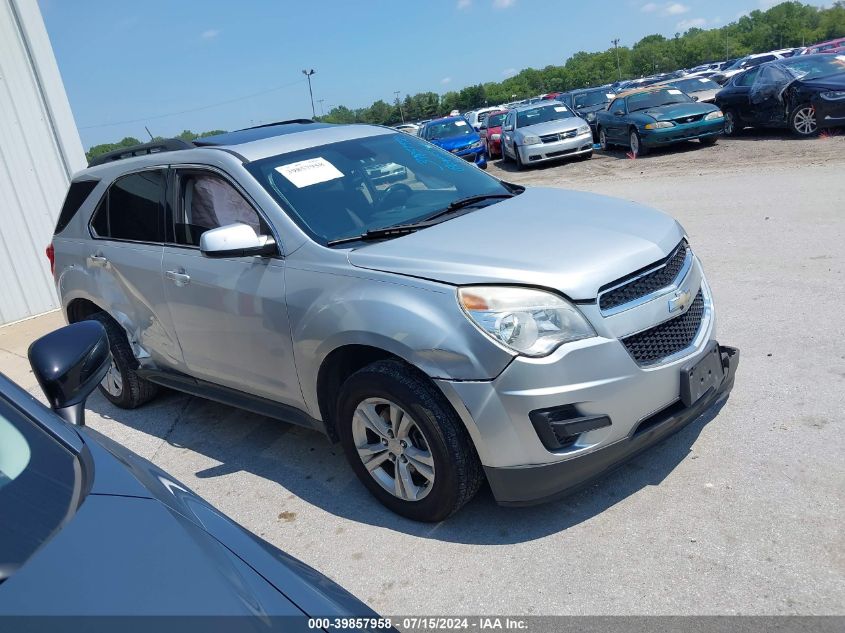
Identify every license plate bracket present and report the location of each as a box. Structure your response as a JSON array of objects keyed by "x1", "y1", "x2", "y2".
[{"x1": 680, "y1": 342, "x2": 724, "y2": 407}]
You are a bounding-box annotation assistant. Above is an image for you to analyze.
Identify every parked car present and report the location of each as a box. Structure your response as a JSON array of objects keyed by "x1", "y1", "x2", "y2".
[
  {"x1": 596, "y1": 86, "x2": 724, "y2": 156},
  {"x1": 802, "y1": 38, "x2": 845, "y2": 55},
  {"x1": 0, "y1": 320, "x2": 387, "y2": 623},
  {"x1": 393, "y1": 122, "x2": 420, "y2": 135},
  {"x1": 716, "y1": 53, "x2": 845, "y2": 137},
  {"x1": 50, "y1": 120, "x2": 738, "y2": 521},
  {"x1": 500, "y1": 102, "x2": 593, "y2": 168},
  {"x1": 656, "y1": 77, "x2": 723, "y2": 103},
  {"x1": 711, "y1": 51, "x2": 786, "y2": 84},
  {"x1": 465, "y1": 106, "x2": 500, "y2": 131},
  {"x1": 478, "y1": 109, "x2": 508, "y2": 158},
  {"x1": 567, "y1": 88, "x2": 616, "y2": 137},
  {"x1": 419, "y1": 116, "x2": 488, "y2": 168}
]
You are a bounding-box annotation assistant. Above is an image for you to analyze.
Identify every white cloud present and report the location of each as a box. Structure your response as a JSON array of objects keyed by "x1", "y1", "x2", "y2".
[
  {"x1": 201, "y1": 29, "x2": 220, "y2": 39},
  {"x1": 502, "y1": 68, "x2": 517, "y2": 77},
  {"x1": 441, "y1": 77, "x2": 452, "y2": 85},
  {"x1": 664, "y1": 2, "x2": 690, "y2": 15},
  {"x1": 456, "y1": 0, "x2": 472, "y2": 9},
  {"x1": 757, "y1": 0, "x2": 780, "y2": 8},
  {"x1": 677, "y1": 17, "x2": 707, "y2": 30},
  {"x1": 641, "y1": 2, "x2": 658, "y2": 12},
  {"x1": 493, "y1": 0, "x2": 516, "y2": 8}
]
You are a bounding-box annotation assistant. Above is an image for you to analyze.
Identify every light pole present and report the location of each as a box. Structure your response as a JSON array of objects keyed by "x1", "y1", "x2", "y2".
[
  {"x1": 302, "y1": 69, "x2": 316, "y2": 118},
  {"x1": 611, "y1": 38, "x2": 622, "y2": 80},
  {"x1": 394, "y1": 91, "x2": 405, "y2": 123}
]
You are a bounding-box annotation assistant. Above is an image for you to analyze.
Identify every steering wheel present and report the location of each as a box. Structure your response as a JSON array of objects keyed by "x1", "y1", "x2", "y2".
[{"x1": 376, "y1": 183, "x2": 413, "y2": 212}]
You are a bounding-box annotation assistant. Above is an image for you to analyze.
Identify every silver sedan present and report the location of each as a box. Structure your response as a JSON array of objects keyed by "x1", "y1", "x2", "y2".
[{"x1": 500, "y1": 102, "x2": 593, "y2": 169}]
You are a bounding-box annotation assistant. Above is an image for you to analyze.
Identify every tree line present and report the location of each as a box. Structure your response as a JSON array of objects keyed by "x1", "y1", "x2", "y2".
[
  {"x1": 87, "y1": 1, "x2": 844, "y2": 154},
  {"x1": 319, "y1": 1, "x2": 845, "y2": 125},
  {"x1": 86, "y1": 129, "x2": 227, "y2": 163}
]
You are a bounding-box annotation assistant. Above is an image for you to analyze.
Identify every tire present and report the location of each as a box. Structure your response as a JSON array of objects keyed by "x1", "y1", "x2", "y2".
[
  {"x1": 478, "y1": 162, "x2": 488, "y2": 170},
  {"x1": 699, "y1": 136, "x2": 718, "y2": 146},
  {"x1": 337, "y1": 360, "x2": 484, "y2": 522},
  {"x1": 722, "y1": 109, "x2": 741, "y2": 136},
  {"x1": 598, "y1": 127, "x2": 610, "y2": 150},
  {"x1": 500, "y1": 142, "x2": 510, "y2": 163},
  {"x1": 84, "y1": 312, "x2": 159, "y2": 408},
  {"x1": 789, "y1": 103, "x2": 818, "y2": 137},
  {"x1": 629, "y1": 129, "x2": 648, "y2": 156},
  {"x1": 514, "y1": 144, "x2": 525, "y2": 170}
]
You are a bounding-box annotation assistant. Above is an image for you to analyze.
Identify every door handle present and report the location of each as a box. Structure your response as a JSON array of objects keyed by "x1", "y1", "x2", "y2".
[
  {"x1": 165, "y1": 270, "x2": 191, "y2": 286},
  {"x1": 88, "y1": 254, "x2": 108, "y2": 267}
]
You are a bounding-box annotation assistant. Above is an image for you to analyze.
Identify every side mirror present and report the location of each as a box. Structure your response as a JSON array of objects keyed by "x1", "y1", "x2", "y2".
[
  {"x1": 28, "y1": 321, "x2": 111, "y2": 426},
  {"x1": 200, "y1": 223, "x2": 277, "y2": 258},
  {"x1": 691, "y1": 96, "x2": 699, "y2": 102},
  {"x1": 503, "y1": 125, "x2": 513, "y2": 131},
  {"x1": 614, "y1": 110, "x2": 625, "y2": 116}
]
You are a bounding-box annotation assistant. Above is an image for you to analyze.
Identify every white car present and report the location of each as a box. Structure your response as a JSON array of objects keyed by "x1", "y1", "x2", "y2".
[
  {"x1": 393, "y1": 123, "x2": 419, "y2": 135},
  {"x1": 712, "y1": 51, "x2": 786, "y2": 84},
  {"x1": 465, "y1": 107, "x2": 501, "y2": 130}
]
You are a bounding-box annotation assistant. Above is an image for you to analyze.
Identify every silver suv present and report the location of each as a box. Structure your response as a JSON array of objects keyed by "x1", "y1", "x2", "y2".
[{"x1": 51, "y1": 120, "x2": 738, "y2": 522}]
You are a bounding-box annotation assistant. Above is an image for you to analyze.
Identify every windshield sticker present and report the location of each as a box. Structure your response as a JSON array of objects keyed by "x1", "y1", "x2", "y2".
[
  {"x1": 606, "y1": 93, "x2": 615, "y2": 99},
  {"x1": 454, "y1": 120, "x2": 467, "y2": 126},
  {"x1": 667, "y1": 89, "x2": 683, "y2": 95},
  {"x1": 554, "y1": 106, "x2": 567, "y2": 112},
  {"x1": 275, "y1": 157, "x2": 344, "y2": 188},
  {"x1": 699, "y1": 78, "x2": 711, "y2": 83}
]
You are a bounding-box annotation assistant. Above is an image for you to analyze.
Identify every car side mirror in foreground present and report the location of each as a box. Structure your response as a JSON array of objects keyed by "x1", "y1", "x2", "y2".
[
  {"x1": 200, "y1": 223, "x2": 277, "y2": 258},
  {"x1": 614, "y1": 110, "x2": 625, "y2": 116},
  {"x1": 28, "y1": 321, "x2": 111, "y2": 426},
  {"x1": 691, "y1": 96, "x2": 699, "y2": 101}
]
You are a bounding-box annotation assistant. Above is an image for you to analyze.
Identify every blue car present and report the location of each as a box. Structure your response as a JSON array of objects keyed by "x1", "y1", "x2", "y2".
[{"x1": 419, "y1": 116, "x2": 488, "y2": 169}]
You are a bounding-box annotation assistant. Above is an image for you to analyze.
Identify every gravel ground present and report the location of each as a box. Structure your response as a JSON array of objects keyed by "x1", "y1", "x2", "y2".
[{"x1": 2, "y1": 132, "x2": 844, "y2": 616}]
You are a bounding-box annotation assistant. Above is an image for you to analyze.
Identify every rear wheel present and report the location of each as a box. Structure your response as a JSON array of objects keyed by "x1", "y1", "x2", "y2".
[
  {"x1": 337, "y1": 360, "x2": 483, "y2": 522},
  {"x1": 699, "y1": 136, "x2": 718, "y2": 146},
  {"x1": 500, "y1": 142, "x2": 510, "y2": 163},
  {"x1": 84, "y1": 312, "x2": 159, "y2": 408},
  {"x1": 789, "y1": 103, "x2": 818, "y2": 137},
  {"x1": 722, "y1": 109, "x2": 741, "y2": 136},
  {"x1": 599, "y1": 127, "x2": 610, "y2": 150},
  {"x1": 629, "y1": 129, "x2": 648, "y2": 156}
]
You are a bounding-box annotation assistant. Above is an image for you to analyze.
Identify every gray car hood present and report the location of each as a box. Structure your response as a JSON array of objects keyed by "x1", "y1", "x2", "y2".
[
  {"x1": 348, "y1": 187, "x2": 684, "y2": 300},
  {"x1": 517, "y1": 117, "x2": 585, "y2": 136}
]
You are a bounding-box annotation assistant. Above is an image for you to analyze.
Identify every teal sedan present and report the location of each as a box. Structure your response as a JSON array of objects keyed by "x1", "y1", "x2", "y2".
[{"x1": 596, "y1": 87, "x2": 725, "y2": 156}]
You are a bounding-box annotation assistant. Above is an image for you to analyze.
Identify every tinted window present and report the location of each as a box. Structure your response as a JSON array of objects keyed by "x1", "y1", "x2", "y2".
[
  {"x1": 91, "y1": 171, "x2": 165, "y2": 242},
  {"x1": 781, "y1": 55, "x2": 845, "y2": 80},
  {"x1": 0, "y1": 396, "x2": 79, "y2": 581},
  {"x1": 425, "y1": 119, "x2": 474, "y2": 140},
  {"x1": 246, "y1": 132, "x2": 509, "y2": 244},
  {"x1": 609, "y1": 99, "x2": 624, "y2": 113},
  {"x1": 175, "y1": 173, "x2": 263, "y2": 247},
  {"x1": 627, "y1": 89, "x2": 692, "y2": 112},
  {"x1": 55, "y1": 180, "x2": 99, "y2": 235},
  {"x1": 486, "y1": 113, "x2": 507, "y2": 128},
  {"x1": 735, "y1": 67, "x2": 761, "y2": 87},
  {"x1": 516, "y1": 104, "x2": 574, "y2": 128},
  {"x1": 573, "y1": 90, "x2": 613, "y2": 108}
]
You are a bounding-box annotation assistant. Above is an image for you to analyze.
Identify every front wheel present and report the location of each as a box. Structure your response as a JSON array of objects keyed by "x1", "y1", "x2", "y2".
[
  {"x1": 337, "y1": 361, "x2": 484, "y2": 522},
  {"x1": 722, "y1": 109, "x2": 741, "y2": 136},
  {"x1": 789, "y1": 103, "x2": 818, "y2": 137},
  {"x1": 514, "y1": 145, "x2": 525, "y2": 170},
  {"x1": 699, "y1": 136, "x2": 718, "y2": 146},
  {"x1": 629, "y1": 129, "x2": 648, "y2": 156}
]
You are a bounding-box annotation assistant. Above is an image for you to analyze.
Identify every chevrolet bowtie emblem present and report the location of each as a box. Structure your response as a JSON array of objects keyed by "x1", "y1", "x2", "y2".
[{"x1": 668, "y1": 288, "x2": 692, "y2": 314}]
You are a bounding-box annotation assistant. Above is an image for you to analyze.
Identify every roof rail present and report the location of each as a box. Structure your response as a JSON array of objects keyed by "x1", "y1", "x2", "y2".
[
  {"x1": 87, "y1": 138, "x2": 196, "y2": 167},
  {"x1": 241, "y1": 119, "x2": 314, "y2": 130}
]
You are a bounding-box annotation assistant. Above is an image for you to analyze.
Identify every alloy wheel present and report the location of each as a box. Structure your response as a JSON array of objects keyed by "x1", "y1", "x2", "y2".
[
  {"x1": 630, "y1": 131, "x2": 639, "y2": 156},
  {"x1": 724, "y1": 111, "x2": 735, "y2": 135},
  {"x1": 792, "y1": 106, "x2": 817, "y2": 136},
  {"x1": 351, "y1": 397, "x2": 435, "y2": 502},
  {"x1": 599, "y1": 128, "x2": 608, "y2": 150}
]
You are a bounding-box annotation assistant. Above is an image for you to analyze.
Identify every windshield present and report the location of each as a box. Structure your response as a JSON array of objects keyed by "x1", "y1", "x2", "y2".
[
  {"x1": 486, "y1": 112, "x2": 507, "y2": 128},
  {"x1": 424, "y1": 119, "x2": 474, "y2": 140},
  {"x1": 670, "y1": 78, "x2": 721, "y2": 92},
  {"x1": 781, "y1": 54, "x2": 845, "y2": 80},
  {"x1": 516, "y1": 104, "x2": 574, "y2": 128},
  {"x1": 627, "y1": 89, "x2": 693, "y2": 112},
  {"x1": 246, "y1": 132, "x2": 509, "y2": 244},
  {"x1": 573, "y1": 90, "x2": 612, "y2": 108},
  {"x1": 0, "y1": 396, "x2": 79, "y2": 583}
]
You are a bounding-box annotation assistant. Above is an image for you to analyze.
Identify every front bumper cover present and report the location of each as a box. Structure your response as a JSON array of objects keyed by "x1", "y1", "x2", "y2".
[{"x1": 484, "y1": 344, "x2": 739, "y2": 506}]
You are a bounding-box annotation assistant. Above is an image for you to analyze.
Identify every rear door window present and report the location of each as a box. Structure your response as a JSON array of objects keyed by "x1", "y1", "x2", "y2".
[{"x1": 90, "y1": 170, "x2": 166, "y2": 243}]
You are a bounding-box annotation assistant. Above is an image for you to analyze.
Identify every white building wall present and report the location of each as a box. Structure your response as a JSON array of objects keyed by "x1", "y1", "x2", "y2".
[{"x1": 0, "y1": 0, "x2": 86, "y2": 325}]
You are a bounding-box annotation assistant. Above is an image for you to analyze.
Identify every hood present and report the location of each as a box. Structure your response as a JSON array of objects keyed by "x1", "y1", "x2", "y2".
[
  {"x1": 430, "y1": 133, "x2": 480, "y2": 151},
  {"x1": 636, "y1": 102, "x2": 717, "y2": 121},
  {"x1": 77, "y1": 427, "x2": 377, "y2": 618},
  {"x1": 348, "y1": 187, "x2": 684, "y2": 300},
  {"x1": 518, "y1": 118, "x2": 585, "y2": 136},
  {"x1": 800, "y1": 71, "x2": 845, "y2": 91}
]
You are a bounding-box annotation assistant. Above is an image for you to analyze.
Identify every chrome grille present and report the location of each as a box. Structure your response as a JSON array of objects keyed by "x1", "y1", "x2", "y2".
[
  {"x1": 621, "y1": 290, "x2": 705, "y2": 365},
  {"x1": 599, "y1": 241, "x2": 689, "y2": 312}
]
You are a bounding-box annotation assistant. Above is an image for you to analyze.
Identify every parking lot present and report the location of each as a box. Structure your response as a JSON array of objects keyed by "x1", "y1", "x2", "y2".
[{"x1": 2, "y1": 133, "x2": 843, "y2": 616}]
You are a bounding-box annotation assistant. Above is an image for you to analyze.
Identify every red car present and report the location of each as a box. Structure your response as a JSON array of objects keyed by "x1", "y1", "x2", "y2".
[
  {"x1": 803, "y1": 37, "x2": 845, "y2": 55},
  {"x1": 479, "y1": 109, "x2": 508, "y2": 158}
]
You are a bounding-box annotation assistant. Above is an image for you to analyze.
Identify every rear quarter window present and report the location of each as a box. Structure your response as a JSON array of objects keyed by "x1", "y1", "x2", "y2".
[{"x1": 54, "y1": 180, "x2": 99, "y2": 235}]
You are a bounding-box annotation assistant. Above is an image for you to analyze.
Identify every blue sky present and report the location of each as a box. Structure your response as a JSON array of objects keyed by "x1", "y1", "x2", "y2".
[{"x1": 39, "y1": 0, "x2": 825, "y2": 148}]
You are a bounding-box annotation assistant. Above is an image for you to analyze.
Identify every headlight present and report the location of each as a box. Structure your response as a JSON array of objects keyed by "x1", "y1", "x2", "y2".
[
  {"x1": 521, "y1": 134, "x2": 541, "y2": 145},
  {"x1": 644, "y1": 121, "x2": 675, "y2": 129},
  {"x1": 578, "y1": 125, "x2": 591, "y2": 134},
  {"x1": 457, "y1": 286, "x2": 595, "y2": 357},
  {"x1": 491, "y1": 133, "x2": 501, "y2": 140},
  {"x1": 820, "y1": 90, "x2": 845, "y2": 101},
  {"x1": 585, "y1": 112, "x2": 596, "y2": 121},
  {"x1": 470, "y1": 140, "x2": 483, "y2": 149},
  {"x1": 704, "y1": 110, "x2": 724, "y2": 120}
]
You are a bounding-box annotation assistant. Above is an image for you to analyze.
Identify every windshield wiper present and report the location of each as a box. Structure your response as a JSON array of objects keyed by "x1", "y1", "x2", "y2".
[{"x1": 325, "y1": 193, "x2": 518, "y2": 247}]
